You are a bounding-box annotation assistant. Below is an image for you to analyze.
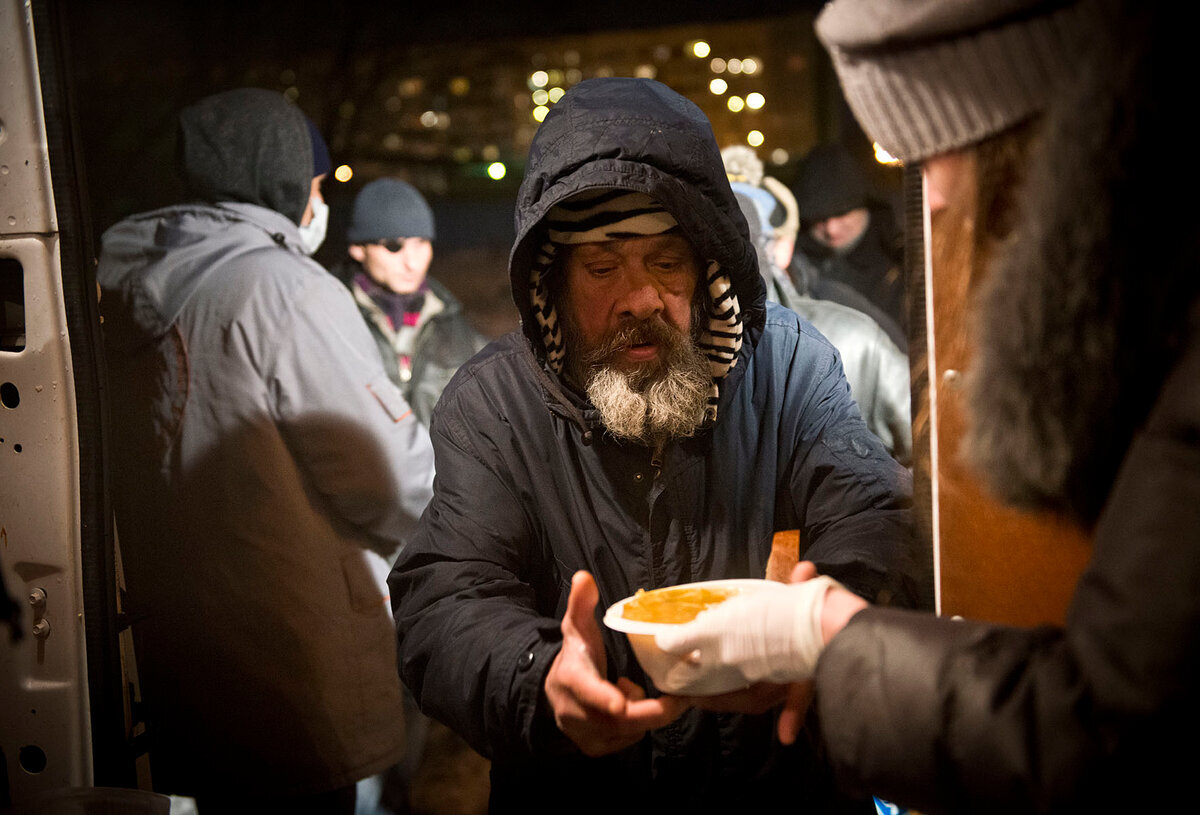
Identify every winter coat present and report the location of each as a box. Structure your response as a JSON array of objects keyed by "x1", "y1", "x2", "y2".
[
  {"x1": 348, "y1": 273, "x2": 487, "y2": 427},
  {"x1": 789, "y1": 294, "x2": 911, "y2": 465},
  {"x1": 737, "y1": 188, "x2": 912, "y2": 464},
  {"x1": 813, "y1": 318, "x2": 1200, "y2": 813},
  {"x1": 794, "y1": 202, "x2": 908, "y2": 338},
  {"x1": 96, "y1": 88, "x2": 434, "y2": 797},
  {"x1": 388, "y1": 77, "x2": 919, "y2": 812}
]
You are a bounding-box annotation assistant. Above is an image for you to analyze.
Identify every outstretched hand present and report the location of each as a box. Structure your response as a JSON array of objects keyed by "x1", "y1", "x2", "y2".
[{"x1": 544, "y1": 571, "x2": 690, "y2": 756}]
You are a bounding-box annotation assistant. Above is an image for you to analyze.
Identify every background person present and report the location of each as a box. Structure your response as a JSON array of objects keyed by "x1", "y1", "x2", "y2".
[
  {"x1": 724, "y1": 146, "x2": 911, "y2": 464},
  {"x1": 338, "y1": 178, "x2": 486, "y2": 429},
  {"x1": 658, "y1": 1, "x2": 1199, "y2": 811},
  {"x1": 97, "y1": 88, "x2": 434, "y2": 813},
  {"x1": 788, "y1": 144, "x2": 907, "y2": 350}
]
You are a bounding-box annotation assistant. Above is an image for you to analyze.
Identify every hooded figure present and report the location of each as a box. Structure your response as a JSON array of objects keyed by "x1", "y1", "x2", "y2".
[
  {"x1": 389, "y1": 78, "x2": 918, "y2": 812},
  {"x1": 733, "y1": 185, "x2": 913, "y2": 464},
  {"x1": 96, "y1": 88, "x2": 434, "y2": 804}
]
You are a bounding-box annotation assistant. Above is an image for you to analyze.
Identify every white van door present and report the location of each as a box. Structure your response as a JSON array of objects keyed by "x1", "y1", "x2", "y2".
[{"x1": 1, "y1": 0, "x2": 133, "y2": 805}]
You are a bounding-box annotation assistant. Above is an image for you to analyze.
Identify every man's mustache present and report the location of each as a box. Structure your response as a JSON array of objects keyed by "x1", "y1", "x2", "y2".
[{"x1": 585, "y1": 318, "x2": 682, "y2": 366}]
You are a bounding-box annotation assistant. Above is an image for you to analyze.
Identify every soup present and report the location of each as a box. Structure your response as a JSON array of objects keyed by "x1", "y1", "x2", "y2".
[{"x1": 621, "y1": 585, "x2": 738, "y2": 624}]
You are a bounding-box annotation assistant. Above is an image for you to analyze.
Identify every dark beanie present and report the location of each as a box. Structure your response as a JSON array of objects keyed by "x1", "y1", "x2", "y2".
[
  {"x1": 792, "y1": 144, "x2": 869, "y2": 222},
  {"x1": 305, "y1": 116, "x2": 331, "y2": 178},
  {"x1": 346, "y1": 178, "x2": 435, "y2": 244}
]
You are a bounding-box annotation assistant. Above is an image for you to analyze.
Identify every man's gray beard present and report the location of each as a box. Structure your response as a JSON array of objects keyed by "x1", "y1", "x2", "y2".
[{"x1": 566, "y1": 320, "x2": 710, "y2": 447}]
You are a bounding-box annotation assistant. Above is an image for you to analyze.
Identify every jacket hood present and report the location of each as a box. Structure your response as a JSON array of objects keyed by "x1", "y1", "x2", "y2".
[
  {"x1": 508, "y1": 78, "x2": 765, "y2": 354},
  {"x1": 177, "y1": 88, "x2": 313, "y2": 226},
  {"x1": 99, "y1": 202, "x2": 304, "y2": 343}
]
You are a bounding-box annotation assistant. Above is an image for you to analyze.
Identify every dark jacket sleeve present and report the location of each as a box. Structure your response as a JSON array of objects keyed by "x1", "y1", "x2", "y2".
[
  {"x1": 387, "y1": 371, "x2": 561, "y2": 760},
  {"x1": 811, "y1": 343, "x2": 1200, "y2": 813},
  {"x1": 782, "y1": 320, "x2": 921, "y2": 607}
]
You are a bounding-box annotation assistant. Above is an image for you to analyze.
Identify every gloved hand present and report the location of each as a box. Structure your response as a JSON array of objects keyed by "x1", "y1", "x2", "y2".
[{"x1": 654, "y1": 576, "x2": 844, "y2": 689}]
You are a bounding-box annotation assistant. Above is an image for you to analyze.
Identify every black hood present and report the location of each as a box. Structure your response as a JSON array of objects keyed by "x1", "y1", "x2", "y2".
[
  {"x1": 508, "y1": 78, "x2": 764, "y2": 354},
  {"x1": 177, "y1": 88, "x2": 312, "y2": 226}
]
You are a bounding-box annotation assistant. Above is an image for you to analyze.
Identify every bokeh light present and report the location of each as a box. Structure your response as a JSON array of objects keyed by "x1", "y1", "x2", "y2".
[{"x1": 873, "y1": 142, "x2": 902, "y2": 165}]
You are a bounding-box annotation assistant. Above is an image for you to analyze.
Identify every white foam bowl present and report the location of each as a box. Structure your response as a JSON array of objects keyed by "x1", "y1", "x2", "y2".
[{"x1": 603, "y1": 578, "x2": 784, "y2": 695}]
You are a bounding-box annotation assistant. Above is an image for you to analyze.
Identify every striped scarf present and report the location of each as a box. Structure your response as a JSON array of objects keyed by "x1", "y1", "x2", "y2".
[{"x1": 528, "y1": 189, "x2": 742, "y2": 424}]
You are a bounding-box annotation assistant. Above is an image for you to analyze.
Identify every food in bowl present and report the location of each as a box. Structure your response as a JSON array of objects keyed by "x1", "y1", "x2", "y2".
[
  {"x1": 604, "y1": 578, "x2": 784, "y2": 695},
  {"x1": 620, "y1": 585, "x2": 739, "y2": 624}
]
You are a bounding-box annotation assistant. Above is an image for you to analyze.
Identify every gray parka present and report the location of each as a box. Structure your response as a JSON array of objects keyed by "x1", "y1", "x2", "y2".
[
  {"x1": 97, "y1": 88, "x2": 434, "y2": 796},
  {"x1": 389, "y1": 78, "x2": 919, "y2": 811}
]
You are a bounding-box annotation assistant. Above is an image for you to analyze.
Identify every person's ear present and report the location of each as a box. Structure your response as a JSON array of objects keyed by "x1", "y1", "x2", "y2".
[{"x1": 349, "y1": 244, "x2": 365, "y2": 263}]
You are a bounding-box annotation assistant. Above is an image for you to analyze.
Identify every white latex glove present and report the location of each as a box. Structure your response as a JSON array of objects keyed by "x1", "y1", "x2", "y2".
[{"x1": 654, "y1": 576, "x2": 843, "y2": 689}]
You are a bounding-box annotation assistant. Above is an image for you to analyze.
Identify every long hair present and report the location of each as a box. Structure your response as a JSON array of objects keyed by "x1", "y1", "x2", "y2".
[{"x1": 963, "y1": 5, "x2": 1197, "y2": 529}]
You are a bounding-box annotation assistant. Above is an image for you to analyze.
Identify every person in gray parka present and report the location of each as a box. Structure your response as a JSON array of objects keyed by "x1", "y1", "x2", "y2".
[
  {"x1": 389, "y1": 77, "x2": 921, "y2": 813},
  {"x1": 97, "y1": 88, "x2": 434, "y2": 812}
]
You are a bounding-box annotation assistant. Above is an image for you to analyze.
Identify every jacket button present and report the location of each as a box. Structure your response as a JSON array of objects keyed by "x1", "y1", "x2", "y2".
[{"x1": 517, "y1": 650, "x2": 535, "y2": 671}]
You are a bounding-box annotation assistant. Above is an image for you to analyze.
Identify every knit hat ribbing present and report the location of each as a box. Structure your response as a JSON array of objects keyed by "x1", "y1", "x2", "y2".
[
  {"x1": 347, "y1": 178, "x2": 435, "y2": 244},
  {"x1": 816, "y1": 0, "x2": 1107, "y2": 163}
]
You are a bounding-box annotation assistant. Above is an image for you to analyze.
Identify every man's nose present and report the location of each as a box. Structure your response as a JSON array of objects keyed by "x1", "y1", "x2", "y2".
[{"x1": 616, "y1": 268, "x2": 665, "y2": 320}]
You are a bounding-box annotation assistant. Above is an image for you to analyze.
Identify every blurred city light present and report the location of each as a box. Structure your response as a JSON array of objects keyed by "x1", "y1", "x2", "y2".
[
  {"x1": 727, "y1": 95, "x2": 745, "y2": 113},
  {"x1": 691, "y1": 40, "x2": 711, "y2": 58},
  {"x1": 532, "y1": 89, "x2": 549, "y2": 106},
  {"x1": 873, "y1": 142, "x2": 901, "y2": 165},
  {"x1": 709, "y1": 78, "x2": 728, "y2": 95},
  {"x1": 487, "y1": 162, "x2": 507, "y2": 180},
  {"x1": 746, "y1": 92, "x2": 765, "y2": 110},
  {"x1": 548, "y1": 87, "x2": 565, "y2": 103},
  {"x1": 530, "y1": 70, "x2": 549, "y2": 88},
  {"x1": 334, "y1": 164, "x2": 353, "y2": 182},
  {"x1": 741, "y1": 58, "x2": 759, "y2": 74},
  {"x1": 710, "y1": 57, "x2": 727, "y2": 73},
  {"x1": 747, "y1": 130, "x2": 764, "y2": 147},
  {"x1": 533, "y1": 105, "x2": 549, "y2": 122}
]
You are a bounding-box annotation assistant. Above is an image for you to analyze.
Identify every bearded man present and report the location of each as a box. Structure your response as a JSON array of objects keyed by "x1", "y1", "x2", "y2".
[{"x1": 388, "y1": 78, "x2": 920, "y2": 814}]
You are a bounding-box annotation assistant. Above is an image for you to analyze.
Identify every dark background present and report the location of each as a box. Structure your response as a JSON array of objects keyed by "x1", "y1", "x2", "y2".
[{"x1": 61, "y1": 0, "x2": 891, "y2": 338}]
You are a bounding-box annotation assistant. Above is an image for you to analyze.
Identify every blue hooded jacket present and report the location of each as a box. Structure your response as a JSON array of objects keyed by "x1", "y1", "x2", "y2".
[{"x1": 389, "y1": 78, "x2": 917, "y2": 811}]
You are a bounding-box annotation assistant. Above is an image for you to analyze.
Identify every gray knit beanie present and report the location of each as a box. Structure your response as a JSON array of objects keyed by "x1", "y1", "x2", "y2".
[
  {"x1": 346, "y1": 178, "x2": 435, "y2": 244},
  {"x1": 816, "y1": 0, "x2": 1110, "y2": 163}
]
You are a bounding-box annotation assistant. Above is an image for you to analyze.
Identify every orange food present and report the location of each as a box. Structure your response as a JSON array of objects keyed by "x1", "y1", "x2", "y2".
[{"x1": 621, "y1": 585, "x2": 738, "y2": 624}]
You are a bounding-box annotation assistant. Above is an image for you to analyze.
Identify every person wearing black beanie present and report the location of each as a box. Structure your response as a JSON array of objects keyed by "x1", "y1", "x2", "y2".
[
  {"x1": 338, "y1": 178, "x2": 485, "y2": 429},
  {"x1": 96, "y1": 88, "x2": 435, "y2": 812}
]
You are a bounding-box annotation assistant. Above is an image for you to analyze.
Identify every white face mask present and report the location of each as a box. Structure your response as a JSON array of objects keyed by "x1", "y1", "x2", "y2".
[{"x1": 298, "y1": 196, "x2": 329, "y2": 255}]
